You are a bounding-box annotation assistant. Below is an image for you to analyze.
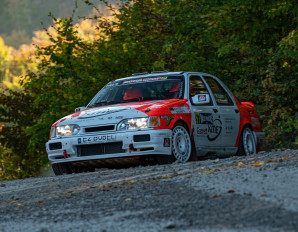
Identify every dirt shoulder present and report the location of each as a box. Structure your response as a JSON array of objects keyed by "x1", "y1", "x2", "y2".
[{"x1": 0, "y1": 149, "x2": 297, "y2": 232}]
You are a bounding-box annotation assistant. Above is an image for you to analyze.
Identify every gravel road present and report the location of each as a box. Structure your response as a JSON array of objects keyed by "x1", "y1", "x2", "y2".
[{"x1": 0, "y1": 150, "x2": 297, "y2": 232}]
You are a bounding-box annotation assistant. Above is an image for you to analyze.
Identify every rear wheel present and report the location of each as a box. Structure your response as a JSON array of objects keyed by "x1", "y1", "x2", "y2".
[{"x1": 237, "y1": 126, "x2": 256, "y2": 156}]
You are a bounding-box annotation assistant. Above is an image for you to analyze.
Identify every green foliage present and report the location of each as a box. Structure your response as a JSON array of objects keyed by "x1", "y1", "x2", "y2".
[
  {"x1": 0, "y1": 0, "x2": 96, "y2": 48},
  {"x1": 0, "y1": 0, "x2": 297, "y2": 179},
  {"x1": 0, "y1": 37, "x2": 12, "y2": 83},
  {"x1": 261, "y1": 30, "x2": 298, "y2": 147},
  {"x1": 0, "y1": 88, "x2": 44, "y2": 179}
]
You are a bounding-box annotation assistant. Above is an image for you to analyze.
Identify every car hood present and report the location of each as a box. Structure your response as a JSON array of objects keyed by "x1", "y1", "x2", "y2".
[{"x1": 52, "y1": 99, "x2": 186, "y2": 127}]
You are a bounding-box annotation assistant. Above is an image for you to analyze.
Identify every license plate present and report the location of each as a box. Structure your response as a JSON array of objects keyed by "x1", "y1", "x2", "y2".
[{"x1": 78, "y1": 135, "x2": 116, "y2": 144}]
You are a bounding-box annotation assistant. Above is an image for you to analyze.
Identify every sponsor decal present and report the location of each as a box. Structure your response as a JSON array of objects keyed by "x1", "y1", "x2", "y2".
[
  {"x1": 195, "y1": 113, "x2": 213, "y2": 124},
  {"x1": 161, "y1": 115, "x2": 174, "y2": 126},
  {"x1": 224, "y1": 117, "x2": 235, "y2": 134},
  {"x1": 196, "y1": 94, "x2": 209, "y2": 102},
  {"x1": 163, "y1": 138, "x2": 170, "y2": 147},
  {"x1": 207, "y1": 119, "x2": 222, "y2": 141},
  {"x1": 168, "y1": 107, "x2": 191, "y2": 114},
  {"x1": 225, "y1": 125, "x2": 233, "y2": 134},
  {"x1": 122, "y1": 76, "x2": 167, "y2": 84},
  {"x1": 197, "y1": 127, "x2": 207, "y2": 135},
  {"x1": 78, "y1": 106, "x2": 127, "y2": 119},
  {"x1": 199, "y1": 95, "x2": 206, "y2": 101},
  {"x1": 80, "y1": 135, "x2": 116, "y2": 143}
]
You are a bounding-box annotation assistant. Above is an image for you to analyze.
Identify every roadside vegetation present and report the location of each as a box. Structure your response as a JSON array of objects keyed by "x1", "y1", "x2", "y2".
[{"x1": 0, "y1": 0, "x2": 297, "y2": 180}]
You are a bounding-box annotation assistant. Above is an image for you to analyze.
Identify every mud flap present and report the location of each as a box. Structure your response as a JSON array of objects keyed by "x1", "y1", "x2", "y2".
[{"x1": 190, "y1": 127, "x2": 198, "y2": 161}]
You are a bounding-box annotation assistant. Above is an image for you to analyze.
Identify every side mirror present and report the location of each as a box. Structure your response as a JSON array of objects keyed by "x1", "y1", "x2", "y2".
[
  {"x1": 75, "y1": 107, "x2": 86, "y2": 112},
  {"x1": 191, "y1": 94, "x2": 210, "y2": 105}
]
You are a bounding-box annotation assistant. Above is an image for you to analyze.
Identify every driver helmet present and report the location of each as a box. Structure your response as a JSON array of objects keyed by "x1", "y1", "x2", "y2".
[
  {"x1": 169, "y1": 82, "x2": 181, "y2": 93},
  {"x1": 123, "y1": 88, "x2": 143, "y2": 100}
]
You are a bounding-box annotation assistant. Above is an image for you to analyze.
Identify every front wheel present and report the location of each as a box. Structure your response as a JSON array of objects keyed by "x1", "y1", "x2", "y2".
[
  {"x1": 172, "y1": 124, "x2": 192, "y2": 162},
  {"x1": 237, "y1": 126, "x2": 256, "y2": 156}
]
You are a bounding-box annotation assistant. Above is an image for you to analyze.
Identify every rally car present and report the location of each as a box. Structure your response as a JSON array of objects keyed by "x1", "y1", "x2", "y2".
[{"x1": 46, "y1": 71, "x2": 265, "y2": 175}]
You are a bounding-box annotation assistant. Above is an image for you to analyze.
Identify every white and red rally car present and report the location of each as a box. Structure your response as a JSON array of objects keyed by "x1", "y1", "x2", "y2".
[{"x1": 46, "y1": 71, "x2": 264, "y2": 175}]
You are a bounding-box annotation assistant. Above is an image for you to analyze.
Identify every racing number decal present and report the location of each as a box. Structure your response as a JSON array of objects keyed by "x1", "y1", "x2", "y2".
[{"x1": 195, "y1": 113, "x2": 213, "y2": 124}]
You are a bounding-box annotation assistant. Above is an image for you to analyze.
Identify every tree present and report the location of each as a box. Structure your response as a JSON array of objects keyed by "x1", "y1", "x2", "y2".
[{"x1": 1, "y1": 0, "x2": 297, "y2": 179}]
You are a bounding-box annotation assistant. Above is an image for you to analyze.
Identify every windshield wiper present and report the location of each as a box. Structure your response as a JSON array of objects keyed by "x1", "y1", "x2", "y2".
[{"x1": 142, "y1": 97, "x2": 159, "y2": 101}]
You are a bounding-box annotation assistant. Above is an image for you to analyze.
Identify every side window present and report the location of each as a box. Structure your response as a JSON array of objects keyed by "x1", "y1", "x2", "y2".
[
  {"x1": 189, "y1": 75, "x2": 212, "y2": 106},
  {"x1": 203, "y1": 76, "x2": 233, "y2": 106}
]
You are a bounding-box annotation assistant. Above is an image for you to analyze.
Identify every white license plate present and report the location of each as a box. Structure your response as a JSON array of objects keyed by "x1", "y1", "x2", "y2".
[{"x1": 78, "y1": 135, "x2": 116, "y2": 144}]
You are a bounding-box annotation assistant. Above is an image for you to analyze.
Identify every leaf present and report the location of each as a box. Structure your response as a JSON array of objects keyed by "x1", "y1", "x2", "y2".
[
  {"x1": 238, "y1": 162, "x2": 244, "y2": 166},
  {"x1": 209, "y1": 194, "x2": 221, "y2": 198},
  {"x1": 38, "y1": 201, "x2": 44, "y2": 205},
  {"x1": 162, "y1": 174, "x2": 171, "y2": 179},
  {"x1": 253, "y1": 161, "x2": 265, "y2": 167}
]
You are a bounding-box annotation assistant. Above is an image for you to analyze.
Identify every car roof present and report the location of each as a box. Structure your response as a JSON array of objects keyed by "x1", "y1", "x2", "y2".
[{"x1": 112, "y1": 71, "x2": 210, "y2": 83}]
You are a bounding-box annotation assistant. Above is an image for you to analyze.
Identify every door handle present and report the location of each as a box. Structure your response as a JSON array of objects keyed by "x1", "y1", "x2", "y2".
[
  {"x1": 213, "y1": 109, "x2": 218, "y2": 113},
  {"x1": 235, "y1": 109, "x2": 239, "y2": 113}
]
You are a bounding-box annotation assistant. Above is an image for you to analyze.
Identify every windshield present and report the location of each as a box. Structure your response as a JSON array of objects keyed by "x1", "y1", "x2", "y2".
[{"x1": 87, "y1": 75, "x2": 185, "y2": 108}]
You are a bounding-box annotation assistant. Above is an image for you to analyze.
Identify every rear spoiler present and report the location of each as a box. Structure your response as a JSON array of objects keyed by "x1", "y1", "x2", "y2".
[{"x1": 241, "y1": 102, "x2": 255, "y2": 108}]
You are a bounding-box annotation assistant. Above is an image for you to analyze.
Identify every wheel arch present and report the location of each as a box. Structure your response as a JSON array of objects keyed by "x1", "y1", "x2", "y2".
[
  {"x1": 235, "y1": 122, "x2": 254, "y2": 147},
  {"x1": 172, "y1": 119, "x2": 191, "y2": 134}
]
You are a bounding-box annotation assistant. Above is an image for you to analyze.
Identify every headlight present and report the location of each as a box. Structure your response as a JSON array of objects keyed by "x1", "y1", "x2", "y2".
[
  {"x1": 117, "y1": 117, "x2": 160, "y2": 131},
  {"x1": 56, "y1": 124, "x2": 80, "y2": 137}
]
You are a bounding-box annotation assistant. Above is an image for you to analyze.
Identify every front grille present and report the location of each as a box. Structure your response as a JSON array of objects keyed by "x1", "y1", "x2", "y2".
[
  {"x1": 85, "y1": 125, "x2": 115, "y2": 133},
  {"x1": 77, "y1": 142, "x2": 124, "y2": 156},
  {"x1": 49, "y1": 142, "x2": 62, "y2": 150}
]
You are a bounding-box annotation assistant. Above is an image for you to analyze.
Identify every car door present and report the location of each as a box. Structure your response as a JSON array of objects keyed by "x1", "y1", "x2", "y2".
[
  {"x1": 203, "y1": 75, "x2": 240, "y2": 149},
  {"x1": 187, "y1": 74, "x2": 223, "y2": 154}
]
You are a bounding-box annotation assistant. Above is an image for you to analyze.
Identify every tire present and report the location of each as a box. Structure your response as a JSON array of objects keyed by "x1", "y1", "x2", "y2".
[
  {"x1": 171, "y1": 123, "x2": 192, "y2": 162},
  {"x1": 52, "y1": 163, "x2": 94, "y2": 175},
  {"x1": 236, "y1": 126, "x2": 256, "y2": 156}
]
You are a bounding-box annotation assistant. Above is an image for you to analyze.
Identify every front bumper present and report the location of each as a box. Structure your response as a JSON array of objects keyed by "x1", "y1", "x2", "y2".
[{"x1": 46, "y1": 129, "x2": 172, "y2": 164}]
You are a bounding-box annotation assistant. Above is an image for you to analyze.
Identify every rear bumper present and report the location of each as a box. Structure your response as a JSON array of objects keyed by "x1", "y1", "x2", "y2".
[
  {"x1": 254, "y1": 131, "x2": 265, "y2": 143},
  {"x1": 46, "y1": 129, "x2": 172, "y2": 164},
  {"x1": 254, "y1": 131, "x2": 265, "y2": 151}
]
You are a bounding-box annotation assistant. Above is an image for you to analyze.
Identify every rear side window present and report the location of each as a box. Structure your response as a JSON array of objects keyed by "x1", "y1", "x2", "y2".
[{"x1": 203, "y1": 76, "x2": 233, "y2": 106}]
